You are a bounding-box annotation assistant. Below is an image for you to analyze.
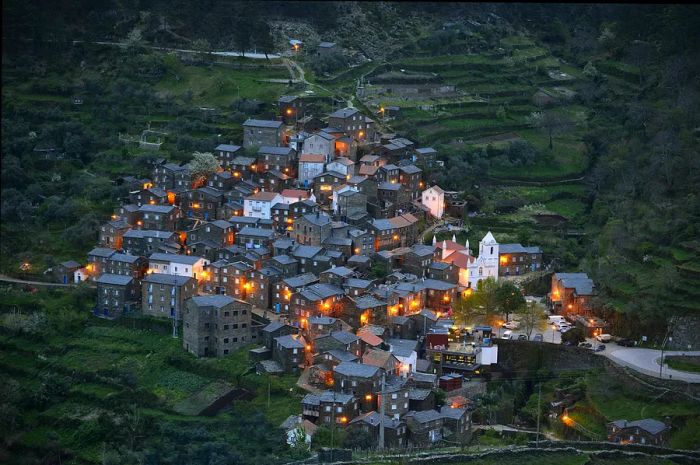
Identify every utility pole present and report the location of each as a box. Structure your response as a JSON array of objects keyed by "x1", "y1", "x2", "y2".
[
  {"x1": 330, "y1": 390, "x2": 336, "y2": 462},
  {"x1": 379, "y1": 372, "x2": 386, "y2": 450},
  {"x1": 535, "y1": 382, "x2": 541, "y2": 447}
]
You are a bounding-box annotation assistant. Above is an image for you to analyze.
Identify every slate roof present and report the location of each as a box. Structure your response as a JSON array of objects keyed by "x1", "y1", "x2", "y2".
[
  {"x1": 243, "y1": 119, "x2": 282, "y2": 128},
  {"x1": 349, "y1": 411, "x2": 402, "y2": 429},
  {"x1": 611, "y1": 419, "x2": 668, "y2": 435},
  {"x1": 334, "y1": 362, "x2": 380, "y2": 378},
  {"x1": 388, "y1": 338, "x2": 419, "y2": 358},
  {"x1": 323, "y1": 237, "x2": 353, "y2": 246},
  {"x1": 407, "y1": 409, "x2": 443, "y2": 424},
  {"x1": 215, "y1": 143, "x2": 241, "y2": 152},
  {"x1": 275, "y1": 334, "x2": 305, "y2": 349},
  {"x1": 60, "y1": 260, "x2": 81, "y2": 268},
  {"x1": 143, "y1": 273, "x2": 192, "y2": 286},
  {"x1": 263, "y1": 321, "x2": 287, "y2": 333},
  {"x1": 239, "y1": 227, "x2": 275, "y2": 238},
  {"x1": 149, "y1": 253, "x2": 204, "y2": 265},
  {"x1": 302, "y1": 212, "x2": 332, "y2": 226},
  {"x1": 422, "y1": 279, "x2": 456, "y2": 291},
  {"x1": 555, "y1": 273, "x2": 595, "y2": 295},
  {"x1": 88, "y1": 247, "x2": 116, "y2": 258},
  {"x1": 108, "y1": 253, "x2": 141, "y2": 264},
  {"x1": 500, "y1": 243, "x2": 542, "y2": 254},
  {"x1": 352, "y1": 295, "x2": 387, "y2": 310},
  {"x1": 409, "y1": 388, "x2": 433, "y2": 401},
  {"x1": 284, "y1": 272, "x2": 319, "y2": 288},
  {"x1": 322, "y1": 266, "x2": 354, "y2": 277},
  {"x1": 399, "y1": 164, "x2": 422, "y2": 174},
  {"x1": 378, "y1": 181, "x2": 401, "y2": 191},
  {"x1": 319, "y1": 41, "x2": 337, "y2": 48},
  {"x1": 440, "y1": 405, "x2": 467, "y2": 420},
  {"x1": 270, "y1": 255, "x2": 298, "y2": 266},
  {"x1": 330, "y1": 330, "x2": 360, "y2": 345},
  {"x1": 324, "y1": 350, "x2": 358, "y2": 363},
  {"x1": 345, "y1": 278, "x2": 372, "y2": 289},
  {"x1": 416, "y1": 147, "x2": 437, "y2": 154},
  {"x1": 308, "y1": 316, "x2": 338, "y2": 326},
  {"x1": 259, "y1": 146, "x2": 294, "y2": 156},
  {"x1": 300, "y1": 283, "x2": 344, "y2": 300},
  {"x1": 292, "y1": 245, "x2": 323, "y2": 259},
  {"x1": 411, "y1": 244, "x2": 436, "y2": 257},
  {"x1": 191, "y1": 295, "x2": 236, "y2": 308},
  {"x1": 95, "y1": 273, "x2": 133, "y2": 285}
]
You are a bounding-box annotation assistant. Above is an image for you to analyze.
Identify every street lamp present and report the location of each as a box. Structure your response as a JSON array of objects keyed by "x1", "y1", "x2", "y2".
[{"x1": 551, "y1": 324, "x2": 556, "y2": 343}]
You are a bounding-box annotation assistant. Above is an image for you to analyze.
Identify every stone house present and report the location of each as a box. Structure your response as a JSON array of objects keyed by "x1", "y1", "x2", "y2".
[
  {"x1": 295, "y1": 212, "x2": 332, "y2": 246},
  {"x1": 326, "y1": 157, "x2": 354, "y2": 178},
  {"x1": 313, "y1": 171, "x2": 346, "y2": 206},
  {"x1": 87, "y1": 247, "x2": 116, "y2": 278},
  {"x1": 104, "y1": 253, "x2": 148, "y2": 282},
  {"x1": 291, "y1": 283, "x2": 345, "y2": 328},
  {"x1": 423, "y1": 279, "x2": 458, "y2": 314},
  {"x1": 185, "y1": 187, "x2": 225, "y2": 221},
  {"x1": 272, "y1": 272, "x2": 319, "y2": 316},
  {"x1": 242, "y1": 119, "x2": 283, "y2": 148},
  {"x1": 440, "y1": 406, "x2": 470, "y2": 441},
  {"x1": 266, "y1": 254, "x2": 299, "y2": 278},
  {"x1": 98, "y1": 218, "x2": 131, "y2": 250},
  {"x1": 550, "y1": 272, "x2": 596, "y2": 317},
  {"x1": 328, "y1": 107, "x2": 372, "y2": 142},
  {"x1": 214, "y1": 143, "x2": 242, "y2": 169},
  {"x1": 414, "y1": 147, "x2": 437, "y2": 167},
  {"x1": 399, "y1": 165, "x2": 423, "y2": 200},
  {"x1": 138, "y1": 204, "x2": 179, "y2": 231},
  {"x1": 272, "y1": 334, "x2": 306, "y2": 373},
  {"x1": 314, "y1": 331, "x2": 361, "y2": 357},
  {"x1": 116, "y1": 204, "x2": 141, "y2": 226},
  {"x1": 302, "y1": 391, "x2": 359, "y2": 426},
  {"x1": 257, "y1": 146, "x2": 297, "y2": 174},
  {"x1": 427, "y1": 261, "x2": 459, "y2": 284},
  {"x1": 230, "y1": 156, "x2": 257, "y2": 179},
  {"x1": 208, "y1": 171, "x2": 236, "y2": 191},
  {"x1": 405, "y1": 410, "x2": 444, "y2": 446},
  {"x1": 302, "y1": 132, "x2": 336, "y2": 163},
  {"x1": 403, "y1": 244, "x2": 438, "y2": 278},
  {"x1": 344, "y1": 294, "x2": 388, "y2": 329},
  {"x1": 362, "y1": 348, "x2": 400, "y2": 375},
  {"x1": 183, "y1": 295, "x2": 252, "y2": 357},
  {"x1": 333, "y1": 362, "x2": 382, "y2": 412},
  {"x1": 335, "y1": 189, "x2": 367, "y2": 224},
  {"x1": 142, "y1": 273, "x2": 197, "y2": 320},
  {"x1": 408, "y1": 389, "x2": 436, "y2": 411},
  {"x1": 347, "y1": 412, "x2": 406, "y2": 448},
  {"x1": 245, "y1": 266, "x2": 282, "y2": 309},
  {"x1": 261, "y1": 321, "x2": 296, "y2": 349},
  {"x1": 319, "y1": 266, "x2": 354, "y2": 286},
  {"x1": 153, "y1": 162, "x2": 190, "y2": 190},
  {"x1": 129, "y1": 186, "x2": 168, "y2": 207},
  {"x1": 235, "y1": 226, "x2": 276, "y2": 249},
  {"x1": 499, "y1": 243, "x2": 543, "y2": 276},
  {"x1": 306, "y1": 316, "x2": 344, "y2": 342},
  {"x1": 378, "y1": 378, "x2": 411, "y2": 419},
  {"x1": 94, "y1": 274, "x2": 138, "y2": 319},
  {"x1": 53, "y1": 260, "x2": 81, "y2": 284},
  {"x1": 279, "y1": 95, "x2": 304, "y2": 124},
  {"x1": 189, "y1": 220, "x2": 236, "y2": 249},
  {"x1": 370, "y1": 213, "x2": 419, "y2": 251},
  {"x1": 122, "y1": 230, "x2": 178, "y2": 256}
]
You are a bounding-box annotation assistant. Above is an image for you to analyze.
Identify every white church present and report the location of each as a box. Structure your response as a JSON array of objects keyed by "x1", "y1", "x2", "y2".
[{"x1": 434, "y1": 231, "x2": 499, "y2": 289}]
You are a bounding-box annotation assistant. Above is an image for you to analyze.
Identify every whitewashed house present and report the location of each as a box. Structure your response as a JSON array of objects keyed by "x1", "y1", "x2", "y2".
[
  {"x1": 421, "y1": 185, "x2": 445, "y2": 219},
  {"x1": 243, "y1": 191, "x2": 283, "y2": 220}
]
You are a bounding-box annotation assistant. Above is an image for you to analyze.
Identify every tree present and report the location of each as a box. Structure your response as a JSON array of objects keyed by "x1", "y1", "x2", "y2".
[
  {"x1": 561, "y1": 327, "x2": 585, "y2": 345},
  {"x1": 529, "y1": 110, "x2": 574, "y2": 150},
  {"x1": 232, "y1": 18, "x2": 252, "y2": 57},
  {"x1": 190, "y1": 151, "x2": 219, "y2": 187},
  {"x1": 453, "y1": 278, "x2": 501, "y2": 326},
  {"x1": 495, "y1": 281, "x2": 526, "y2": 322},
  {"x1": 252, "y1": 20, "x2": 275, "y2": 59},
  {"x1": 517, "y1": 301, "x2": 547, "y2": 340},
  {"x1": 191, "y1": 38, "x2": 211, "y2": 56},
  {"x1": 343, "y1": 428, "x2": 374, "y2": 450}
]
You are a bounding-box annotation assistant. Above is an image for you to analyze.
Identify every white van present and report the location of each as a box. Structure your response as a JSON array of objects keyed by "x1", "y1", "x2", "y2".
[
  {"x1": 548, "y1": 315, "x2": 567, "y2": 325},
  {"x1": 502, "y1": 330, "x2": 513, "y2": 340}
]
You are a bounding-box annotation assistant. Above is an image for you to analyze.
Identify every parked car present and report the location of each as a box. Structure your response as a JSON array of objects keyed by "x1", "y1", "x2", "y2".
[
  {"x1": 533, "y1": 333, "x2": 544, "y2": 342},
  {"x1": 563, "y1": 341, "x2": 573, "y2": 346},
  {"x1": 578, "y1": 342, "x2": 593, "y2": 349},
  {"x1": 502, "y1": 330, "x2": 513, "y2": 340},
  {"x1": 560, "y1": 326, "x2": 572, "y2": 334},
  {"x1": 503, "y1": 321, "x2": 519, "y2": 330},
  {"x1": 557, "y1": 322, "x2": 571, "y2": 331},
  {"x1": 617, "y1": 338, "x2": 635, "y2": 347},
  {"x1": 517, "y1": 334, "x2": 528, "y2": 340},
  {"x1": 594, "y1": 344, "x2": 606, "y2": 352},
  {"x1": 596, "y1": 334, "x2": 612, "y2": 343},
  {"x1": 548, "y1": 315, "x2": 567, "y2": 325}
]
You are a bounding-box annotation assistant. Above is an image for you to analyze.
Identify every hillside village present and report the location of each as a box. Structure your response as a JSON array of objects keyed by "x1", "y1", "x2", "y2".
[
  {"x1": 62, "y1": 81, "x2": 616, "y2": 449},
  {"x1": 2, "y1": 3, "x2": 700, "y2": 463}
]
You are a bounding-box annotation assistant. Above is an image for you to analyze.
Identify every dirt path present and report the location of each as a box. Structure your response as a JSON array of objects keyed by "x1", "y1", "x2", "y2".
[{"x1": 0, "y1": 274, "x2": 90, "y2": 287}]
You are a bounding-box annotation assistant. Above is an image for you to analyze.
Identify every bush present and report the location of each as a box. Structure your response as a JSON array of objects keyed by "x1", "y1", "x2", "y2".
[{"x1": 561, "y1": 327, "x2": 585, "y2": 345}]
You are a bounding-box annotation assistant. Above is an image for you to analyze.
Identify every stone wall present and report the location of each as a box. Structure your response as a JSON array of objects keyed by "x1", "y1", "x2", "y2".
[
  {"x1": 668, "y1": 316, "x2": 700, "y2": 350},
  {"x1": 494, "y1": 340, "x2": 604, "y2": 374}
]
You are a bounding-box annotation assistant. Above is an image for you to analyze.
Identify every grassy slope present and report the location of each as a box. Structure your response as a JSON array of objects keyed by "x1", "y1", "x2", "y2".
[{"x1": 0, "y1": 318, "x2": 301, "y2": 463}]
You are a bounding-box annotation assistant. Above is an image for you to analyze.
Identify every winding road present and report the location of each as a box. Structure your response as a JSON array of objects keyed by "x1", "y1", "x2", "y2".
[{"x1": 601, "y1": 347, "x2": 700, "y2": 384}]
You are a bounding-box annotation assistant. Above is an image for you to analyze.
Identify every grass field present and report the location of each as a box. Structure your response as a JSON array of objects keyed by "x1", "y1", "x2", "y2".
[
  {"x1": 665, "y1": 356, "x2": 700, "y2": 373},
  {"x1": 156, "y1": 64, "x2": 292, "y2": 106}
]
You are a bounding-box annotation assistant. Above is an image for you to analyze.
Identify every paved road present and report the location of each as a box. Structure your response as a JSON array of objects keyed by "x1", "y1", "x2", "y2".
[{"x1": 601, "y1": 347, "x2": 700, "y2": 383}]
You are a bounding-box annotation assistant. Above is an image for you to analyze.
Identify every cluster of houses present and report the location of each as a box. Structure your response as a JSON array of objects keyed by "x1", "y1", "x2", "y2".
[{"x1": 53, "y1": 96, "x2": 565, "y2": 447}]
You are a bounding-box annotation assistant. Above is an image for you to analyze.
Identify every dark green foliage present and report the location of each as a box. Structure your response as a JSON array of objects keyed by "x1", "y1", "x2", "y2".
[{"x1": 561, "y1": 327, "x2": 585, "y2": 345}]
